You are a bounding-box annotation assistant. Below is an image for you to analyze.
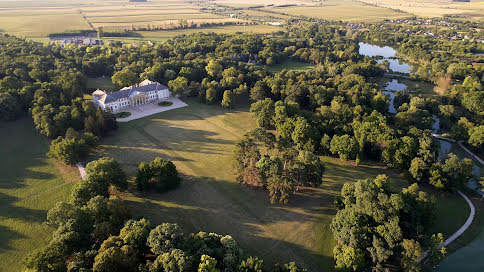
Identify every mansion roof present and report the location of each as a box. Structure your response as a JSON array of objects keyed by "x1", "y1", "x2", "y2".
[{"x1": 93, "y1": 79, "x2": 167, "y2": 104}]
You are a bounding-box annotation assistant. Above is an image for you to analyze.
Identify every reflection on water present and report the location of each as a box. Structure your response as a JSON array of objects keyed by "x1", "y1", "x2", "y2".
[
  {"x1": 432, "y1": 116, "x2": 483, "y2": 195},
  {"x1": 382, "y1": 91, "x2": 396, "y2": 114},
  {"x1": 358, "y1": 42, "x2": 397, "y2": 58},
  {"x1": 382, "y1": 79, "x2": 407, "y2": 114},
  {"x1": 377, "y1": 59, "x2": 411, "y2": 74},
  {"x1": 359, "y1": 42, "x2": 412, "y2": 74}
]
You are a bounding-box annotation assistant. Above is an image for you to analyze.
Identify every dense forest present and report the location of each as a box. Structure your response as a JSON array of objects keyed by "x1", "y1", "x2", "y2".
[{"x1": 0, "y1": 19, "x2": 483, "y2": 271}]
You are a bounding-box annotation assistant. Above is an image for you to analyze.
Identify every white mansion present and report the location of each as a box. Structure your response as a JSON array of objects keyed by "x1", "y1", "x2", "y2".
[{"x1": 92, "y1": 79, "x2": 171, "y2": 113}]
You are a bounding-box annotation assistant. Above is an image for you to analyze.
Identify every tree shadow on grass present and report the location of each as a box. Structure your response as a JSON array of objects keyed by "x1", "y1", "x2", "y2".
[{"x1": 123, "y1": 174, "x2": 338, "y2": 271}]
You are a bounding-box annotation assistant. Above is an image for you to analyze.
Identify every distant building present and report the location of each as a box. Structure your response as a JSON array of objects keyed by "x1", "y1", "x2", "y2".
[
  {"x1": 452, "y1": 0, "x2": 470, "y2": 2},
  {"x1": 92, "y1": 80, "x2": 170, "y2": 113},
  {"x1": 129, "y1": 0, "x2": 147, "y2": 2},
  {"x1": 50, "y1": 37, "x2": 103, "y2": 47},
  {"x1": 268, "y1": 22, "x2": 282, "y2": 26}
]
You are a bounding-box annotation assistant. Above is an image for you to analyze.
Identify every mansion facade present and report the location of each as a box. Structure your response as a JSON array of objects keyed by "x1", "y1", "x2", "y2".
[{"x1": 92, "y1": 79, "x2": 171, "y2": 113}]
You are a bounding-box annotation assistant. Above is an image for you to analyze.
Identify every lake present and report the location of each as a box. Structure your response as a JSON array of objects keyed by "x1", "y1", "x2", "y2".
[{"x1": 359, "y1": 42, "x2": 412, "y2": 74}]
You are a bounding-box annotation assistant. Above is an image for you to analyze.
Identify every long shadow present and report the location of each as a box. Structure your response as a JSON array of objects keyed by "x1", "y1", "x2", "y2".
[{"x1": 124, "y1": 174, "x2": 337, "y2": 271}]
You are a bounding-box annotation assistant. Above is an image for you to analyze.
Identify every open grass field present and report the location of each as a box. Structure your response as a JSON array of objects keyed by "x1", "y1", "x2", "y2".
[
  {"x1": 92, "y1": 99, "x2": 468, "y2": 271},
  {"x1": 87, "y1": 76, "x2": 115, "y2": 92},
  {"x1": 0, "y1": 119, "x2": 79, "y2": 272},
  {"x1": 101, "y1": 25, "x2": 283, "y2": 43},
  {"x1": 269, "y1": 0, "x2": 409, "y2": 22},
  {"x1": 359, "y1": 0, "x2": 484, "y2": 20},
  {"x1": 268, "y1": 60, "x2": 315, "y2": 73}
]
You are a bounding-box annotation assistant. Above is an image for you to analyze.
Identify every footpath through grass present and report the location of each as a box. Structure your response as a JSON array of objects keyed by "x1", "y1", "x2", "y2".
[
  {"x1": 95, "y1": 99, "x2": 432, "y2": 271},
  {"x1": 0, "y1": 119, "x2": 79, "y2": 272}
]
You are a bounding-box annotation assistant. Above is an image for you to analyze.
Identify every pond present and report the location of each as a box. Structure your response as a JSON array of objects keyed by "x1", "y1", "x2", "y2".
[
  {"x1": 359, "y1": 42, "x2": 412, "y2": 74},
  {"x1": 382, "y1": 79, "x2": 408, "y2": 114}
]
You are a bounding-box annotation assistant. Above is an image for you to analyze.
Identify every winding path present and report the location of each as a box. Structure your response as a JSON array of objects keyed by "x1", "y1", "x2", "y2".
[{"x1": 76, "y1": 163, "x2": 86, "y2": 180}]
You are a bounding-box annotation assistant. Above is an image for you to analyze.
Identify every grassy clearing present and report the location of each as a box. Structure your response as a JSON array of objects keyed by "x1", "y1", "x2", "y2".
[
  {"x1": 92, "y1": 99, "x2": 465, "y2": 270},
  {"x1": 87, "y1": 76, "x2": 115, "y2": 92},
  {"x1": 0, "y1": 119, "x2": 79, "y2": 272},
  {"x1": 270, "y1": 0, "x2": 408, "y2": 22},
  {"x1": 268, "y1": 60, "x2": 315, "y2": 73},
  {"x1": 102, "y1": 25, "x2": 282, "y2": 43}
]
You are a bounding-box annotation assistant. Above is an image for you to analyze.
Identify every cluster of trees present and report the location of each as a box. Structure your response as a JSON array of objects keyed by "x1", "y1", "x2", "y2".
[
  {"x1": 135, "y1": 157, "x2": 181, "y2": 192},
  {"x1": 0, "y1": 36, "x2": 117, "y2": 140},
  {"x1": 234, "y1": 128, "x2": 325, "y2": 204},
  {"x1": 331, "y1": 175, "x2": 446, "y2": 271},
  {"x1": 47, "y1": 128, "x2": 98, "y2": 165},
  {"x1": 25, "y1": 157, "x2": 306, "y2": 272}
]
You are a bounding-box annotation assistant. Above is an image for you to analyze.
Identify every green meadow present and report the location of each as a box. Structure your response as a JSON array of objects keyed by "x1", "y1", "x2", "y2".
[{"x1": 0, "y1": 119, "x2": 79, "y2": 272}]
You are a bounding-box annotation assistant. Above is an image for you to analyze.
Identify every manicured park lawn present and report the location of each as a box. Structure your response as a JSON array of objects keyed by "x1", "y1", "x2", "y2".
[
  {"x1": 115, "y1": 112, "x2": 132, "y2": 118},
  {"x1": 158, "y1": 101, "x2": 173, "y2": 107},
  {"x1": 93, "y1": 99, "x2": 466, "y2": 270},
  {"x1": 268, "y1": 60, "x2": 315, "y2": 73},
  {"x1": 87, "y1": 76, "x2": 115, "y2": 92},
  {"x1": 0, "y1": 119, "x2": 79, "y2": 272}
]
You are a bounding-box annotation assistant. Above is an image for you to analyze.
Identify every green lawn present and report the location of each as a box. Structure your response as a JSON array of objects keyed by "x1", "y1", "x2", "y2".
[
  {"x1": 87, "y1": 76, "x2": 115, "y2": 92},
  {"x1": 268, "y1": 60, "x2": 315, "y2": 73},
  {"x1": 0, "y1": 119, "x2": 79, "y2": 272},
  {"x1": 115, "y1": 112, "x2": 132, "y2": 118},
  {"x1": 93, "y1": 99, "x2": 465, "y2": 271}
]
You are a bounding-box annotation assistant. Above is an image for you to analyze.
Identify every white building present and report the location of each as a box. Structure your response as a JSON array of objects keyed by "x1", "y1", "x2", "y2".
[{"x1": 92, "y1": 79, "x2": 170, "y2": 113}]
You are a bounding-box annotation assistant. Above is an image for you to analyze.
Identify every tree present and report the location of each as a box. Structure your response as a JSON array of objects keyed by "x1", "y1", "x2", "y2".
[
  {"x1": 150, "y1": 249, "x2": 188, "y2": 272},
  {"x1": 135, "y1": 157, "x2": 180, "y2": 193},
  {"x1": 85, "y1": 157, "x2": 127, "y2": 192},
  {"x1": 111, "y1": 69, "x2": 138, "y2": 89},
  {"x1": 205, "y1": 88, "x2": 217, "y2": 104},
  {"x1": 0, "y1": 93, "x2": 22, "y2": 121},
  {"x1": 147, "y1": 223, "x2": 184, "y2": 254},
  {"x1": 221, "y1": 90, "x2": 234, "y2": 109},
  {"x1": 427, "y1": 233, "x2": 446, "y2": 266},
  {"x1": 468, "y1": 125, "x2": 484, "y2": 150},
  {"x1": 205, "y1": 59, "x2": 223, "y2": 78},
  {"x1": 401, "y1": 239, "x2": 423, "y2": 272},
  {"x1": 330, "y1": 135, "x2": 359, "y2": 161},
  {"x1": 119, "y1": 219, "x2": 151, "y2": 251},
  {"x1": 47, "y1": 133, "x2": 98, "y2": 165},
  {"x1": 250, "y1": 98, "x2": 275, "y2": 129},
  {"x1": 198, "y1": 255, "x2": 219, "y2": 272},
  {"x1": 168, "y1": 76, "x2": 189, "y2": 96},
  {"x1": 239, "y1": 256, "x2": 264, "y2": 272}
]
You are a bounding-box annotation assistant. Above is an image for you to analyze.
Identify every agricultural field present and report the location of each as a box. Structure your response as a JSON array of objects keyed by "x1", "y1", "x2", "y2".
[
  {"x1": 92, "y1": 99, "x2": 468, "y2": 271},
  {"x1": 0, "y1": 119, "x2": 79, "y2": 272},
  {"x1": 268, "y1": 0, "x2": 409, "y2": 22},
  {"x1": 0, "y1": 0, "x2": 244, "y2": 39},
  {"x1": 359, "y1": 0, "x2": 484, "y2": 20}
]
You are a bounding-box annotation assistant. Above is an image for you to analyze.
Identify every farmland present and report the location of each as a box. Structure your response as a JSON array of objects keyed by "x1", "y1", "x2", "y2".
[
  {"x1": 92, "y1": 99, "x2": 468, "y2": 271},
  {"x1": 0, "y1": 119, "x2": 79, "y2": 272},
  {"x1": 268, "y1": 0, "x2": 409, "y2": 22},
  {"x1": 0, "y1": 0, "x2": 244, "y2": 39},
  {"x1": 359, "y1": 0, "x2": 484, "y2": 20}
]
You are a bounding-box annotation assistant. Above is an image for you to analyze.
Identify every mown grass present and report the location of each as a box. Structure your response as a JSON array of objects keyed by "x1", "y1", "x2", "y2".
[
  {"x1": 270, "y1": 0, "x2": 409, "y2": 22},
  {"x1": 115, "y1": 112, "x2": 132, "y2": 118},
  {"x1": 87, "y1": 76, "x2": 115, "y2": 92},
  {"x1": 268, "y1": 60, "x2": 314, "y2": 73},
  {"x1": 0, "y1": 119, "x2": 79, "y2": 272},
  {"x1": 158, "y1": 101, "x2": 173, "y2": 107},
  {"x1": 93, "y1": 99, "x2": 467, "y2": 271}
]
